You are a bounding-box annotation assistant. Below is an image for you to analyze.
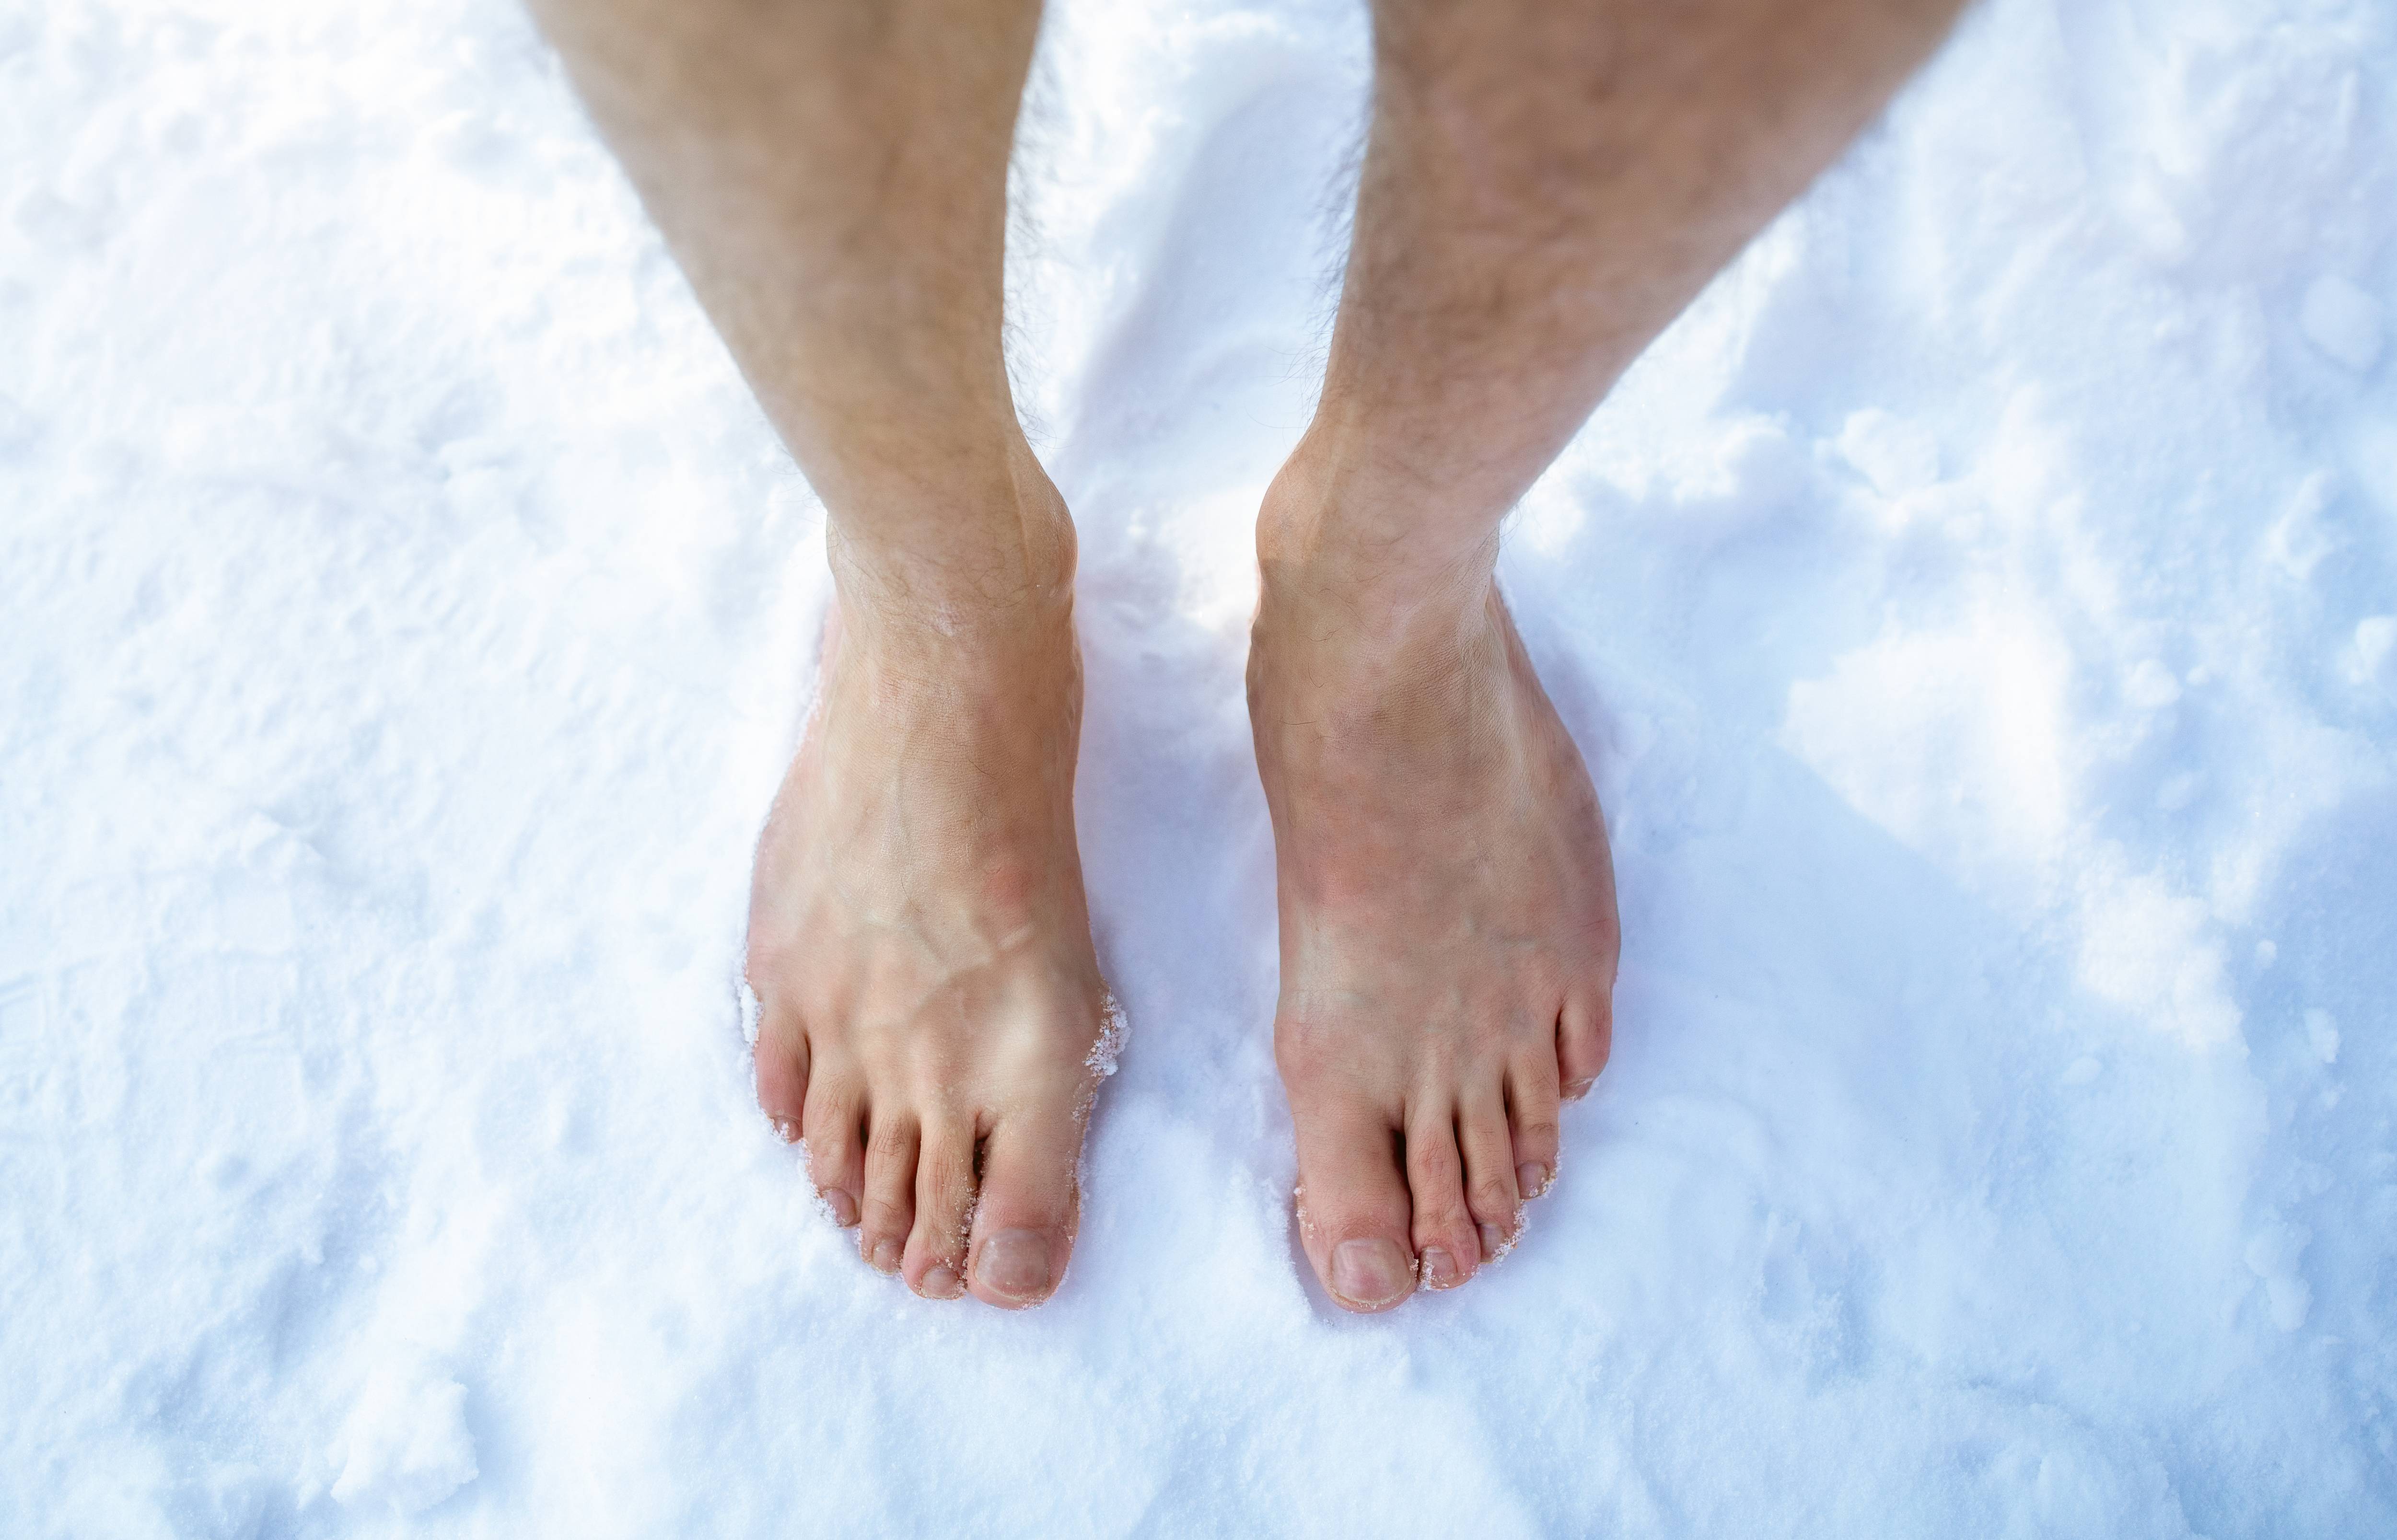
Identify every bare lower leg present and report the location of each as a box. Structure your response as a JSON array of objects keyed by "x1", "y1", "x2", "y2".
[
  {"x1": 530, "y1": 0, "x2": 1107, "y2": 1308},
  {"x1": 1256, "y1": 0, "x2": 1967, "y2": 1310},
  {"x1": 528, "y1": 0, "x2": 1066, "y2": 605}
]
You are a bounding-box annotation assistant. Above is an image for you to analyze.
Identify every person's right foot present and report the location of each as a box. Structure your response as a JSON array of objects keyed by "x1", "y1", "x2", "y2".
[{"x1": 745, "y1": 487, "x2": 1116, "y2": 1309}]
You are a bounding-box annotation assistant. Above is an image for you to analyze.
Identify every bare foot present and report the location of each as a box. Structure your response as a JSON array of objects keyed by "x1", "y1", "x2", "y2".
[
  {"x1": 1248, "y1": 467, "x2": 1620, "y2": 1313},
  {"x1": 745, "y1": 498, "x2": 1115, "y2": 1309}
]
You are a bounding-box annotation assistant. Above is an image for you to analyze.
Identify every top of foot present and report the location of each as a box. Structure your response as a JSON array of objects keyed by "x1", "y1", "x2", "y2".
[{"x1": 1250, "y1": 488, "x2": 1618, "y2": 1312}]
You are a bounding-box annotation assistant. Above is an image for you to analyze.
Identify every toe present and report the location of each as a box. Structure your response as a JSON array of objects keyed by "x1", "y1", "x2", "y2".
[
  {"x1": 966, "y1": 1088, "x2": 1085, "y2": 1309},
  {"x1": 753, "y1": 1012, "x2": 808, "y2": 1144},
  {"x1": 902, "y1": 1116, "x2": 977, "y2": 1300},
  {"x1": 1558, "y1": 992, "x2": 1612, "y2": 1100},
  {"x1": 801, "y1": 1071, "x2": 866, "y2": 1228},
  {"x1": 1505, "y1": 1058, "x2": 1563, "y2": 1255},
  {"x1": 858, "y1": 1112, "x2": 918, "y2": 1275},
  {"x1": 1457, "y1": 1086, "x2": 1522, "y2": 1263},
  {"x1": 1291, "y1": 1096, "x2": 1418, "y2": 1312},
  {"x1": 1507, "y1": 1049, "x2": 1564, "y2": 1204},
  {"x1": 1404, "y1": 1108, "x2": 1480, "y2": 1289}
]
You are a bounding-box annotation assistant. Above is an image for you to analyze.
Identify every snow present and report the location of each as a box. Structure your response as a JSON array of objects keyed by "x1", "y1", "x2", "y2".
[
  {"x1": 328, "y1": 1353, "x2": 478, "y2": 1518},
  {"x1": 2304, "y1": 274, "x2": 2386, "y2": 373},
  {"x1": 4, "y1": 0, "x2": 2394, "y2": 1534}
]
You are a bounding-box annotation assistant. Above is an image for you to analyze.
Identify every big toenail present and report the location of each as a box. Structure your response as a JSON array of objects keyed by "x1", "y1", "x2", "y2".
[
  {"x1": 1330, "y1": 1239, "x2": 1411, "y2": 1306},
  {"x1": 978, "y1": 1229, "x2": 1054, "y2": 1301},
  {"x1": 1518, "y1": 1162, "x2": 1549, "y2": 1198},
  {"x1": 1564, "y1": 1078, "x2": 1595, "y2": 1100},
  {"x1": 1478, "y1": 1222, "x2": 1506, "y2": 1262},
  {"x1": 920, "y1": 1264, "x2": 963, "y2": 1299},
  {"x1": 867, "y1": 1238, "x2": 901, "y2": 1274},
  {"x1": 825, "y1": 1189, "x2": 858, "y2": 1226},
  {"x1": 1421, "y1": 1247, "x2": 1460, "y2": 1288}
]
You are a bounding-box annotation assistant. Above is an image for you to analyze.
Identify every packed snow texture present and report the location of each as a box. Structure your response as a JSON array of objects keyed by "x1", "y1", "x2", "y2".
[{"x1": 4, "y1": 0, "x2": 2394, "y2": 1534}]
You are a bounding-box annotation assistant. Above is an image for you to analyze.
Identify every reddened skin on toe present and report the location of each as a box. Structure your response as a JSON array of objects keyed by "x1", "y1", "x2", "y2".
[
  {"x1": 966, "y1": 1102, "x2": 1084, "y2": 1308},
  {"x1": 969, "y1": 1227, "x2": 1062, "y2": 1308},
  {"x1": 1291, "y1": 1102, "x2": 1422, "y2": 1312},
  {"x1": 1326, "y1": 1234, "x2": 1419, "y2": 1310}
]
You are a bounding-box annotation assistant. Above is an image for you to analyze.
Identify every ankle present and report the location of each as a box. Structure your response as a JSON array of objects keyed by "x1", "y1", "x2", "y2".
[
  {"x1": 1255, "y1": 429, "x2": 1498, "y2": 646},
  {"x1": 827, "y1": 445, "x2": 1079, "y2": 650}
]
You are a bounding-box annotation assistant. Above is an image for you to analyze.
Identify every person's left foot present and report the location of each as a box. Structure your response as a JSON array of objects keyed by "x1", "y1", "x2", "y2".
[{"x1": 1248, "y1": 465, "x2": 1620, "y2": 1312}]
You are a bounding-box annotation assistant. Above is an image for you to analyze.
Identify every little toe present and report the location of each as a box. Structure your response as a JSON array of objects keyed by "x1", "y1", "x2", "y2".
[
  {"x1": 801, "y1": 1073, "x2": 866, "y2": 1228},
  {"x1": 1405, "y1": 1110, "x2": 1481, "y2": 1289},
  {"x1": 966, "y1": 1091, "x2": 1085, "y2": 1309},
  {"x1": 753, "y1": 1012, "x2": 808, "y2": 1144},
  {"x1": 858, "y1": 1113, "x2": 919, "y2": 1275},
  {"x1": 1559, "y1": 992, "x2": 1612, "y2": 1100},
  {"x1": 902, "y1": 1118, "x2": 977, "y2": 1300},
  {"x1": 1457, "y1": 1088, "x2": 1522, "y2": 1263},
  {"x1": 1291, "y1": 1096, "x2": 1418, "y2": 1311}
]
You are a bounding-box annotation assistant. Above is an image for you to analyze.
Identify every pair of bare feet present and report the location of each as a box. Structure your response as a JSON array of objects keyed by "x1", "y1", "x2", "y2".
[
  {"x1": 744, "y1": 438, "x2": 1619, "y2": 1314},
  {"x1": 527, "y1": 0, "x2": 1950, "y2": 1320}
]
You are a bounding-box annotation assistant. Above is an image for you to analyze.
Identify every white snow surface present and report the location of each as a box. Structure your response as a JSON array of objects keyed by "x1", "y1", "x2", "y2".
[{"x1": 5, "y1": 0, "x2": 2396, "y2": 1534}]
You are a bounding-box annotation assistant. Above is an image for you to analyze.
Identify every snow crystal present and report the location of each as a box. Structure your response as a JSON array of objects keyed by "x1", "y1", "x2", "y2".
[{"x1": 1086, "y1": 992, "x2": 1129, "y2": 1078}]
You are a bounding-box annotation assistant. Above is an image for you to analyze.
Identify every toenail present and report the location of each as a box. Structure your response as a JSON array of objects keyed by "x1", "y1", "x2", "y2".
[
  {"x1": 1478, "y1": 1222, "x2": 1507, "y2": 1262},
  {"x1": 1421, "y1": 1247, "x2": 1461, "y2": 1289},
  {"x1": 920, "y1": 1264, "x2": 963, "y2": 1300},
  {"x1": 867, "y1": 1238, "x2": 901, "y2": 1274},
  {"x1": 1330, "y1": 1238, "x2": 1412, "y2": 1307},
  {"x1": 977, "y1": 1229, "x2": 1054, "y2": 1303},
  {"x1": 1518, "y1": 1162, "x2": 1549, "y2": 1199},
  {"x1": 770, "y1": 1117, "x2": 798, "y2": 1143},
  {"x1": 824, "y1": 1189, "x2": 858, "y2": 1227},
  {"x1": 1564, "y1": 1078, "x2": 1595, "y2": 1100}
]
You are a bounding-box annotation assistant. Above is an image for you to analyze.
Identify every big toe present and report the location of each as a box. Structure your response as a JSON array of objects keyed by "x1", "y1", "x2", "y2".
[
  {"x1": 1330, "y1": 1235, "x2": 1416, "y2": 1307},
  {"x1": 966, "y1": 1093, "x2": 1085, "y2": 1309},
  {"x1": 1291, "y1": 1095, "x2": 1418, "y2": 1312},
  {"x1": 976, "y1": 1227, "x2": 1056, "y2": 1303}
]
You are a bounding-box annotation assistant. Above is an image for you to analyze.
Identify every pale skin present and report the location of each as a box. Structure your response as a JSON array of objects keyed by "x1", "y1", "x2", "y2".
[{"x1": 527, "y1": 0, "x2": 1967, "y2": 1310}]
